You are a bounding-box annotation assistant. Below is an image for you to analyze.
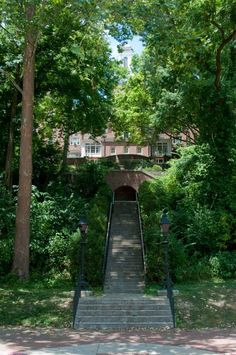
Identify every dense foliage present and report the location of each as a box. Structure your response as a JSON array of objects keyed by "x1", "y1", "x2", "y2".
[
  {"x1": 0, "y1": 160, "x2": 114, "y2": 283},
  {"x1": 1, "y1": 0, "x2": 236, "y2": 286},
  {"x1": 139, "y1": 145, "x2": 236, "y2": 283}
]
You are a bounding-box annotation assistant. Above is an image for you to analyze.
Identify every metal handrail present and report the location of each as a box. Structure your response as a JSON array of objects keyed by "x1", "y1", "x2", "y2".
[
  {"x1": 102, "y1": 194, "x2": 114, "y2": 288},
  {"x1": 136, "y1": 193, "x2": 147, "y2": 284}
]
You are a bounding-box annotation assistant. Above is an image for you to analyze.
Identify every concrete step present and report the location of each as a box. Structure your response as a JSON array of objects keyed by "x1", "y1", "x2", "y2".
[
  {"x1": 77, "y1": 314, "x2": 171, "y2": 324},
  {"x1": 104, "y1": 284, "x2": 144, "y2": 289},
  {"x1": 78, "y1": 303, "x2": 170, "y2": 310},
  {"x1": 78, "y1": 309, "x2": 171, "y2": 316},
  {"x1": 104, "y1": 288, "x2": 144, "y2": 292},
  {"x1": 78, "y1": 295, "x2": 168, "y2": 302},
  {"x1": 76, "y1": 322, "x2": 173, "y2": 329}
]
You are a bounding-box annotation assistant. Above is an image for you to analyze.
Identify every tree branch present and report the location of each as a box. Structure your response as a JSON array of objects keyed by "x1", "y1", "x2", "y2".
[
  {"x1": 211, "y1": 20, "x2": 225, "y2": 41},
  {"x1": 213, "y1": 25, "x2": 236, "y2": 90},
  {"x1": 0, "y1": 68, "x2": 23, "y2": 95}
]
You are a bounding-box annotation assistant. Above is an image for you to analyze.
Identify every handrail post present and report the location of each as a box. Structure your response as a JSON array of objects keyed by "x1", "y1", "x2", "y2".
[
  {"x1": 163, "y1": 231, "x2": 176, "y2": 328},
  {"x1": 72, "y1": 224, "x2": 88, "y2": 328},
  {"x1": 136, "y1": 192, "x2": 146, "y2": 286},
  {"x1": 72, "y1": 276, "x2": 81, "y2": 328},
  {"x1": 102, "y1": 192, "x2": 114, "y2": 288}
]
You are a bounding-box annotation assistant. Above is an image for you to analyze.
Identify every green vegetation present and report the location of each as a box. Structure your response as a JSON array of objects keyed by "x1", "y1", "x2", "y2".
[
  {"x1": 146, "y1": 280, "x2": 236, "y2": 329},
  {"x1": 1, "y1": 278, "x2": 235, "y2": 329},
  {"x1": 0, "y1": 277, "x2": 73, "y2": 328},
  {"x1": 139, "y1": 145, "x2": 236, "y2": 284},
  {"x1": 0, "y1": 160, "x2": 115, "y2": 285},
  {"x1": 0, "y1": 0, "x2": 236, "y2": 331},
  {"x1": 175, "y1": 280, "x2": 236, "y2": 329}
]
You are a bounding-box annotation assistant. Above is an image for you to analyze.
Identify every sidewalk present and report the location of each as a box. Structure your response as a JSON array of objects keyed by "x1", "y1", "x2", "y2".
[{"x1": 0, "y1": 327, "x2": 235, "y2": 355}]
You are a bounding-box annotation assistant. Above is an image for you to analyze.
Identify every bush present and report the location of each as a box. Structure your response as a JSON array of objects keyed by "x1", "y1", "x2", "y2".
[
  {"x1": 30, "y1": 186, "x2": 86, "y2": 273},
  {"x1": 139, "y1": 144, "x2": 236, "y2": 283},
  {"x1": 85, "y1": 185, "x2": 112, "y2": 286},
  {"x1": 72, "y1": 160, "x2": 117, "y2": 198},
  {"x1": 0, "y1": 238, "x2": 13, "y2": 276},
  {"x1": 0, "y1": 179, "x2": 15, "y2": 276},
  {"x1": 208, "y1": 252, "x2": 236, "y2": 279}
]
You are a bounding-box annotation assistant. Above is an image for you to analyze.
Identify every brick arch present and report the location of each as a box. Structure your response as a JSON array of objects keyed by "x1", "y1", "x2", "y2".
[{"x1": 105, "y1": 170, "x2": 154, "y2": 193}]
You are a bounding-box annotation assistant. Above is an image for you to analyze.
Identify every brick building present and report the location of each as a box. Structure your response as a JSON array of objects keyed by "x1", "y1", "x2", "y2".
[{"x1": 66, "y1": 44, "x2": 188, "y2": 164}]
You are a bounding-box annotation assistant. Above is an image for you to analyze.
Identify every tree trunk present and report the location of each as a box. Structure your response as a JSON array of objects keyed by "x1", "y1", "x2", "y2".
[
  {"x1": 12, "y1": 4, "x2": 38, "y2": 279},
  {"x1": 5, "y1": 69, "x2": 20, "y2": 189}
]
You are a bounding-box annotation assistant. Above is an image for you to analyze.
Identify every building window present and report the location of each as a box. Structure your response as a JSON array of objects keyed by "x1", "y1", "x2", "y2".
[
  {"x1": 123, "y1": 132, "x2": 130, "y2": 141},
  {"x1": 69, "y1": 135, "x2": 80, "y2": 146},
  {"x1": 67, "y1": 152, "x2": 80, "y2": 158},
  {"x1": 85, "y1": 143, "x2": 101, "y2": 155},
  {"x1": 110, "y1": 147, "x2": 116, "y2": 155},
  {"x1": 157, "y1": 142, "x2": 168, "y2": 155},
  {"x1": 137, "y1": 146, "x2": 142, "y2": 154},
  {"x1": 172, "y1": 135, "x2": 182, "y2": 145},
  {"x1": 153, "y1": 142, "x2": 169, "y2": 156},
  {"x1": 124, "y1": 146, "x2": 129, "y2": 154}
]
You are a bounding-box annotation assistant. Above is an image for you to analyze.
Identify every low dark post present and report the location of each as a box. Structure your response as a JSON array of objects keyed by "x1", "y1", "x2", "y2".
[
  {"x1": 73, "y1": 217, "x2": 88, "y2": 328},
  {"x1": 160, "y1": 209, "x2": 176, "y2": 328},
  {"x1": 78, "y1": 217, "x2": 88, "y2": 292}
]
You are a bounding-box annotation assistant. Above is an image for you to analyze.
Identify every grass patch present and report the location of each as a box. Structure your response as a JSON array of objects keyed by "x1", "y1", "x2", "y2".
[
  {"x1": 146, "y1": 279, "x2": 236, "y2": 329},
  {"x1": 1, "y1": 277, "x2": 236, "y2": 329},
  {"x1": 175, "y1": 279, "x2": 236, "y2": 329},
  {"x1": 0, "y1": 277, "x2": 74, "y2": 328}
]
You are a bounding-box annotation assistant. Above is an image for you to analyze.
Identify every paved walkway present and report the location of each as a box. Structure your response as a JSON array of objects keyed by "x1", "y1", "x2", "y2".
[{"x1": 0, "y1": 327, "x2": 235, "y2": 355}]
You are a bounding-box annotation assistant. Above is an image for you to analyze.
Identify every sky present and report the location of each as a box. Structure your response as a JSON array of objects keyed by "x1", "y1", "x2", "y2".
[{"x1": 107, "y1": 35, "x2": 144, "y2": 58}]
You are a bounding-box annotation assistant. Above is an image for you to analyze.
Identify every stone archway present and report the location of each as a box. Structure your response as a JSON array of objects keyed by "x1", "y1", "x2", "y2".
[
  {"x1": 115, "y1": 186, "x2": 136, "y2": 201},
  {"x1": 106, "y1": 170, "x2": 154, "y2": 194}
]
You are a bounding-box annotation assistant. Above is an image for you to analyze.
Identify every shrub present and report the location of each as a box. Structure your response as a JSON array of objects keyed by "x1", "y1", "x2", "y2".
[
  {"x1": 0, "y1": 238, "x2": 13, "y2": 276},
  {"x1": 85, "y1": 185, "x2": 112, "y2": 286},
  {"x1": 0, "y1": 179, "x2": 15, "y2": 276},
  {"x1": 208, "y1": 252, "x2": 236, "y2": 279},
  {"x1": 139, "y1": 144, "x2": 236, "y2": 283},
  {"x1": 30, "y1": 186, "x2": 86, "y2": 273}
]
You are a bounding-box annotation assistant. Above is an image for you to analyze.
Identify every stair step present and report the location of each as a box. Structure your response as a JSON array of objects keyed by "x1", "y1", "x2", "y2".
[
  {"x1": 75, "y1": 322, "x2": 173, "y2": 329},
  {"x1": 77, "y1": 315, "x2": 171, "y2": 324},
  {"x1": 79, "y1": 307, "x2": 170, "y2": 312},
  {"x1": 78, "y1": 309, "x2": 170, "y2": 316}
]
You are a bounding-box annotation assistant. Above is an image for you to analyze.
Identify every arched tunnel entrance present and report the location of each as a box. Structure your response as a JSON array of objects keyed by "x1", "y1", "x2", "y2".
[{"x1": 114, "y1": 186, "x2": 137, "y2": 201}]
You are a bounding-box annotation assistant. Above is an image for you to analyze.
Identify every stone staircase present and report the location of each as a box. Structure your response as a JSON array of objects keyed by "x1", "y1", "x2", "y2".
[
  {"x1": 104, "y1": 201, "x2": 145, "y2": 293},
  {"x1": 74, "y1": 201, "x2": 173, "y2": 329},
  {"x1": 75, "y1": 294, "x2": 173, "y2": 329}
]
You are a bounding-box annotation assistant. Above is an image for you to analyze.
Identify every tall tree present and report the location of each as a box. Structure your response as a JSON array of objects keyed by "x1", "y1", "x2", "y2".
[
  {"x1": 1, "y1": 0, "x2": 119, "y2": 278},
  {"x1": 12, "y1": 3, "x2": 38, "y2": 279}
]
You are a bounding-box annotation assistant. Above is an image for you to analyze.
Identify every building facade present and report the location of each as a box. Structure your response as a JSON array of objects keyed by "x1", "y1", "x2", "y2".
[
  {"x1": 66, "y1": 44, "x2": 188, "y2": 164},
  {"x1": 67, "y1": 128, "x2": 174, "y2": 164}
]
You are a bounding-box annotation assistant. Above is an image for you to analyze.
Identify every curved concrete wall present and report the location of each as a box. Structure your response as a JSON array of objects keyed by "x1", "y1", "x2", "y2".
[{"x1": 105, "y1": 170, "x2": 154, "y2": 192}]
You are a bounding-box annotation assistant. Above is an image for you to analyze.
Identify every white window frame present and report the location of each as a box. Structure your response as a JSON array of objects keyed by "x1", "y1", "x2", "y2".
[
  {"x1": 124, "y1": 146, "x2": 129, "y2": 154},
  {"x1": 85, "y1": 143, "x2": 102, "y2": 156},
  {"x1": 172, "y1": 136, "x2": 182, "y2": 145},
  {"x1": 137, "y1": 146, "x2": 142, "y2": 154},
  {"x1": 67, "y1": 152, "x2": 80, "y2": 158},
  {"x1": 155, "y1": 142, "x2": 168, "y2": 155},
  {"x1": 110, "y1": 147, "x2": 116, "y2": 155},
  {"x1": 69, "y1": 136, "x2": 80, "y2": 146}
]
